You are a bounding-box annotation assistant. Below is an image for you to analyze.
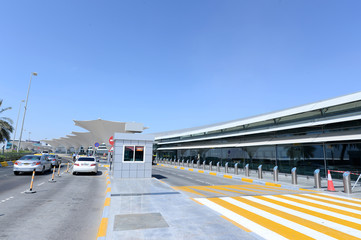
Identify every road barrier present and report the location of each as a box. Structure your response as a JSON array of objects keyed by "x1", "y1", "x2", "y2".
[
  {"x1": 258, "y1": 165, "x2": 263, "y2": 179},
  {"x1": 314, "y1": 169, "x2": 321, "y2": 188},
  {"x1": 327, "y1": 170, "x2": 336, "y2": 191},
  {"x1": 191, "y1": 160, "x2": 194, "y2": 168},
  {"x1": 245, "y1": 164, "x2": 249, "y2": 177},
  {"x1": 291, "y1": 167, "x2": 297, "y2": 185},
  {"x1": 225, "y1": 162, "x2": 229, "y2": 173},
  {"x1": 209, "y1": 161, "x2": 213, "y2": 171},
  {"x1": 234, "y1": 163, "x2": 238, "y2": 175},
  {"x1": 202, "y1": 161, "x2": 205, "y2": 170},
  {"x1": 49, "y1": 166, "x2": 56, "y2": 183},
  {"x1": 187, "y1": 160, "x2": 189, "y2": 168},
  {"x1": 57, "y1": 164, "x2": 61, "y2": 177},
  {"x1": 25, "y1": 169, "x2": 36, "y2": 194},
  {"x1": 182, "y1": 159, "x2": 184, "y2": 167},
  {"x1": 216, "y1": 162, "x2": 220, "y2": 172},
  {"x1": 273, "y1": 166, "x2": 278, "y2": 182},
  {"x1": 343, "y1": 171, "x2": 352, "y2": 194}
]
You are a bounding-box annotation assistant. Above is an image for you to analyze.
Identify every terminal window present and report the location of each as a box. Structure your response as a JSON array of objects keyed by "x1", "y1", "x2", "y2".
[{"x1": 123, "y1": 146, "x2": 144, "y2": 162}]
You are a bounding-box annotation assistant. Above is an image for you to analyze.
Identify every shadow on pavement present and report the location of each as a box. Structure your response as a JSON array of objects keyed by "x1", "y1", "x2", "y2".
[{"x1": 152, "y1": 174, "x2": 167, "y2": 179}]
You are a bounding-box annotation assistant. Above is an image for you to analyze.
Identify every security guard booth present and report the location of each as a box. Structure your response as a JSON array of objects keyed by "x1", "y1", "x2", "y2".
[{"x1": 112, "y1": 133, "x2": 154, "y2": 178}]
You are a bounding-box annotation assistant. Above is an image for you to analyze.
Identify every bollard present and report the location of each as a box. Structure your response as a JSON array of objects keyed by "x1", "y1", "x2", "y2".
[
  {"x1": 25, "y1": 169, "x2": 37, "y2": 194},
  {"x1": 273, "y1": 166, "x2": 279, "y2": 182},
  {"x1": 258, "y1": 165, "x2": 263, "y2": 179},
  {"x1": 66, "y1": 162, "x2": 70, "y2": 173},
  {"x1": 245, "y1": 164, "x2": 249, "y2": 177},
  {"x1": 343, "y1": 171, "x2": 352, "y2": 194},
  {"x1": 178, "y1": 159, "x2": 180, "y2": 166},
  {"x1": 49, "y1": 166, "x2": 56, "y2": 183},
  {"x1": 197, "y1": 160, "x2": 200, "y2": 169},
  {"x1": 182, "y1": 159, "x2": 184, "y2": 167},
  {"x1": 217, "y1": 162, "x2": 220, "y2": 172},
  {"x1": 234, "y1": 163, "x2": 238, "y2": 175},
  {"x1": 187, "y1": 160, "x2": 189, "y2": 168},
  {"x1": 191, "y1": 160, "x2": 194, "y2": 168},
  {"x1": 202, "y1": 161, "x2": 205, "y2": 170},
  {"x1": 209, "y1": 161, "x2": 213, "y2": 171},
  {"x1": 57, "y1": 164, "x2": 61, "y2": 177},
  {"x1": 225, "y1": 162, "x2": 229, "y2": 173},
  {"x1": 314, "y1": 169, "x2": 321, "y2": 189},
  {"x1": 291, "y1": 167, "x2": 297, "y2": 185}
]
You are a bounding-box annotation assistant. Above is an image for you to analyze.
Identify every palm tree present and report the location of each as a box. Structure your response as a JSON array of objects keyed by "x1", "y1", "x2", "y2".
[{"x1": 0, "y1": 100, "x2": 13, "y2": 143}]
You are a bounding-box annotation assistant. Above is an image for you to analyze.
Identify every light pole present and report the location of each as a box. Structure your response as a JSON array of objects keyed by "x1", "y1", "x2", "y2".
[
  {"x1": 11, "y1": 99, "x2": 25, "y2": 151},
  {"x1": 18, "y1": 72, "x2": 37, "y2": 152}
]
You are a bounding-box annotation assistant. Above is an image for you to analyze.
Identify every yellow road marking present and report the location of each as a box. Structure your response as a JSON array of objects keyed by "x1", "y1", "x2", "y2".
[
  {"x1": 188, "y1": 169, "x2": 194, "y2": 171},
  {"x1": 241, "y1": 178, "x2": 253, "y2": 183},
  {"x1": 275, "y1": 195, "x2": 361, "y2": 219},
  {"x1": 172, "y1": 186, "x2": 206, "y2": 196},
  {"x1": 295, "y1": 194, "x2": 361, "y2": 212},
  {"x1": 223, "y1": 175, "x2": 232, "y2": 179},
  {"x1": 257, "y1": 195, "x2": 361, "y2": 230},
  {"x1": 190, "y1": 186, "x2": 228, "y2": 195},
  {"x1": 198, "y1": 170, "x2": 204, "y2": 173},
  {"x1": 208, "y1": 186, "x2": 246, "y2": 195},
  {"x1": 224, "y1": 185, "x2": 268, "y2": 194},
  {"x1": 104, "y1": 198, "x2": 110, "y2": 206},
  {"x1": 209, "y1": 198, "x2": 313, "y2": 240},
  {"x1": 265, "y1": 182, "x2": 281, "y2": 187},
  {"x1": 209, "y1": 172, "x2": 217, "y2": 176},
  {"x1": 221, "y1": 215, "x2": 252, "y2": 232},
  {"x1": 96, "y1": 218, "x2": 108, "y2": 238},
  {"x1": 233, "y1": 196, "x2": 360, "y2": 240},
  {"x1": 180, "y1": 167, "x2": 185, "y2": 170},
  {"x1": 106, "y1": 187, "x2": 111, "y2": 193}
]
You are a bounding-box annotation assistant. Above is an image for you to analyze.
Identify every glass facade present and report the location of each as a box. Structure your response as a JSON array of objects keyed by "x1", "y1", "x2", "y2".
[{"x1": 155, "y1": 98, "x2": 361, "y2": 180}]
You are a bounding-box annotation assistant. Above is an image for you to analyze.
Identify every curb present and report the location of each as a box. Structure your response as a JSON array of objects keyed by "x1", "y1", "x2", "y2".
[
  {"x1": 0, "y1": 161, "x2": 15, "y2": 167},
  {"x1": 97, "y1": 171, "x2": 111, "y2": 240},
  {"x1": 157, "y1": 163, "x2": 318, "y2": 192}
]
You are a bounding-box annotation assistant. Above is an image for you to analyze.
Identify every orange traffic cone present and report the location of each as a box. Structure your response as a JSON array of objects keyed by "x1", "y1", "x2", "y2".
[{"x1": 327, "y1": 170, "x2": 335, "y2": 191}]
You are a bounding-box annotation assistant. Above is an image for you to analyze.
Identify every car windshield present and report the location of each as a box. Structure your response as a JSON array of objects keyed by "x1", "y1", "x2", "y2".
[
  {"x1": 77, "y1": 158, "x2": 95, "y2": 162},
  {"x1": 20, "y1": 156, "x2": 41, "y2": 160},
  {"x1": 48, "y1": 155, "x2": 56, "y2": 158}
]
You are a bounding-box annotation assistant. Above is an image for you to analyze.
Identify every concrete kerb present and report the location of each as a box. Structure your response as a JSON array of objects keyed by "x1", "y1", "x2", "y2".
[
  {"x1": 0, "y1": 161, "x2": 15, "y2": 167},
  {"x1": 97, "y1": 170, "x2": 111, "y2": 240},
  {"x1": 157, "y1": 163, "x2": 317, "y2": 192}
]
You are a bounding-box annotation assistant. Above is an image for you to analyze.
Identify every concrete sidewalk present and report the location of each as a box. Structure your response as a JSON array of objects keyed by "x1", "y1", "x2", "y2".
[
  {"x1": 102, "y1": 178, "x2": 258, "y2": 240},
  {"x1": 100, "y1": 164, "x2": 361, "y2": 240}
]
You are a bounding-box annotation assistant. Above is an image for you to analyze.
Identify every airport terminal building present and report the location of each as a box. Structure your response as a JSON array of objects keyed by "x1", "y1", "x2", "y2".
[{"x1": 154, "y1": 92, "x2": 361, "y2": 179}]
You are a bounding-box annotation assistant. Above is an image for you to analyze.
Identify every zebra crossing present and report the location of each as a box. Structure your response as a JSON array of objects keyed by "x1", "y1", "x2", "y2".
[{"x1": 195, "y1": 193, "x2": 361, "y2": 240}]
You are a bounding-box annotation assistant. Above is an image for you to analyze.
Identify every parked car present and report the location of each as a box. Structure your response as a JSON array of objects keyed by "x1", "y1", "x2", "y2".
[
  {"x1": 13, "y1": 155, "x2": 52, "y2": 175},
  {"x1": 48, "y1": 154, "x2": 61, "y2": 168},
  {"x1": 73, "y1": 156, "x2": 98, "y2": 175}
]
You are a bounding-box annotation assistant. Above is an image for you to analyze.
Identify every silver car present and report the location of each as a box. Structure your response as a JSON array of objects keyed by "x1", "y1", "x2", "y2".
[
  {"x1": 13, "y1": 155, "x2": 52, "y2": 175},
  {"x1": 48, "y1": 154, "x2": 62, "y2": 168}
]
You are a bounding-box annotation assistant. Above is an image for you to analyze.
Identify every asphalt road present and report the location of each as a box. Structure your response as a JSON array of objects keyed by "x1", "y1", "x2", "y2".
[
  {"x1": 0, "y1": 156, "x2": 107, "y2": 240},
  {"x1": 152, "y1": 165, "x2": 313, "y2": 198}
]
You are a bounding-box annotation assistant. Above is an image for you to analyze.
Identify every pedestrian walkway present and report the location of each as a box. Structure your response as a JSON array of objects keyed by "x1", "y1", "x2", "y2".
[
  {"x1": 196, "y1": 193, "x2": 361, "y2": 240},
  {"x1": 173, "y1": 184, "x2": 318, "y2": 198}
]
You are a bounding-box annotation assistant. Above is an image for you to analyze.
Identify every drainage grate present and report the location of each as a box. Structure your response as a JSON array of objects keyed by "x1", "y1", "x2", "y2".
[
  {"x1": 113, "y1": 212, "x2": 169, "y2": 231},
  {"x1": 111, "y1": 192, "x2": 180, "y2": 197}
]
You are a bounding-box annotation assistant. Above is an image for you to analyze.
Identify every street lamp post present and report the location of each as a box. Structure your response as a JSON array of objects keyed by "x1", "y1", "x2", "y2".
[
  {"x1": 18, "y1": 72, "x2": 37, "y2": 152},
  {"x1": 11, "y1": 99, "x2": 25, "y2": 151}
]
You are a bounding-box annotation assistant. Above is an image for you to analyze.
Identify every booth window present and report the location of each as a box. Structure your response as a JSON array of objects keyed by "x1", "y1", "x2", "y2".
[
  {"x1": 124, "y1": 146, "x2": 134, "y2": 161},
  {"x1": 124, "y1": 146, "x2": 145, "y2": 162}
]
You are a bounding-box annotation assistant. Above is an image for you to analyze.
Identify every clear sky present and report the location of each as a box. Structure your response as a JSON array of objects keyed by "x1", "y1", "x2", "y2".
[{"x1": 1, "y1": 0, "x2": 361, "y2": 142}]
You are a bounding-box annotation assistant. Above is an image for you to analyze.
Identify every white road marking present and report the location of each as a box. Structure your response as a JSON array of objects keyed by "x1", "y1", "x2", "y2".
[
  {"x1": 37, "y1": 182, "x2": 45, "y2": 186},
  {"x1": 196, "y1": 198, "x2": 287, "y2": 240},
  {"x1": 223, "y1": 197, "x2": 337, "y2": 240},
  {"x1": 242, "y1": 195, "x2": 361, "y2": 238}
]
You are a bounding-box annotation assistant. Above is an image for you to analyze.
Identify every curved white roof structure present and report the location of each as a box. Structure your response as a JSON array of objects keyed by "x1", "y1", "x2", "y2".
[{"x1": 45, "y1": 119, "x2": 147, "y2": 151}]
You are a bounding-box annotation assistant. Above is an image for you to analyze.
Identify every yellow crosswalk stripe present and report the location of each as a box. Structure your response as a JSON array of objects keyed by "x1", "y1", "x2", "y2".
[
  {"x1": 208, "y1": 198, "x2": 314, "y2": 240},
  {"x1": 299, "y1": 194, "x2": 361, "y2": 211},
  {"x1": 190, "y1": 186, "x2": 228, "y2": 195},
  {"x1": 171, "y1": 186, "x2": 206, "y2": 197},
  {"x1": 232, "y1": 196, "x2": 360, "y2": 240},
  {"x1": 207, "y1": 186, "x2": 247, "y2": 195}
]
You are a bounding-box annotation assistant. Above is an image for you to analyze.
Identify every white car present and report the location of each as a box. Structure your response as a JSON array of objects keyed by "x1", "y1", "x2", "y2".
[{"x1": 73, "y1": 156, "x2": 98, "y2": 175}]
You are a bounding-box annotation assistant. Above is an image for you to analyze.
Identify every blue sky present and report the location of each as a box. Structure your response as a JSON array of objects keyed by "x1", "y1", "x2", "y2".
[{"x1": 1, "y1": 0, "x2": 361, "y2": 141}]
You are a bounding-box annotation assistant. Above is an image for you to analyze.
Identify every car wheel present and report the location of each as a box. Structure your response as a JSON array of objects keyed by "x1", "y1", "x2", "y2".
[
  {"x1": 72, "y1": 172, "x2": 76, "y2": 175},
  {"x1": 41, "y1": 167, "x2": 45, "y2": 175},
  {"x1": 14, "y1": 171, "x2": 20, "y2": 175}
]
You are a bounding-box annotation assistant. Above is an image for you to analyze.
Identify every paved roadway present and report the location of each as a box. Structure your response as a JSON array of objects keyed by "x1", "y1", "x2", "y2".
[
  {"x1": 154, "y1": 165, "x2": 361, "y2": 240},
  {"x1": 0, "y1": 156, "x2": 107, "y2": 240}
]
